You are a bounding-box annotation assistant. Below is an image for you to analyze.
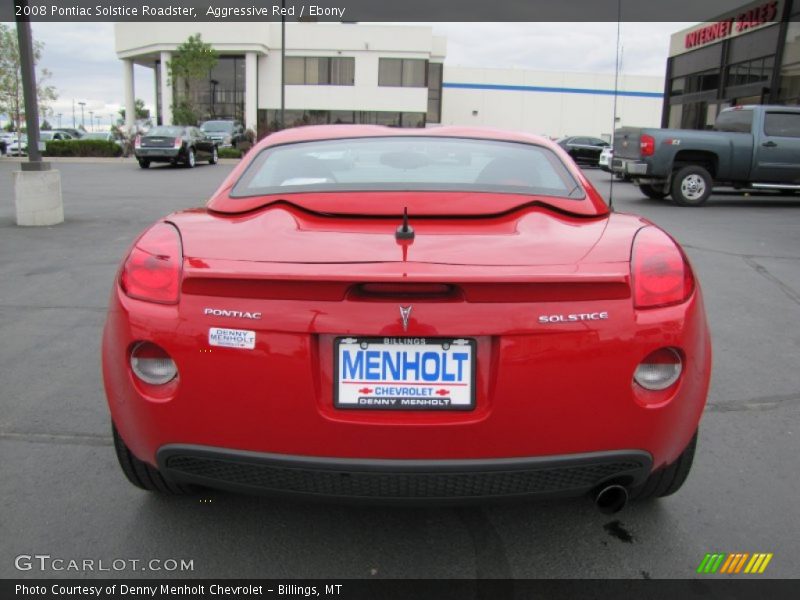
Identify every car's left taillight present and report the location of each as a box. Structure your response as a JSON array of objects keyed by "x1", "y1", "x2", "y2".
[
  {"x1": 134, "y1": 135, "x2": 141, "y2": 149},
  {"x1": 120, "y1": 222, "x2": 182, "y2": 304},
  {"x1": 631, "y1": 226, "x2": 694, "y2": 309},
  {"x1": 130, "y1": 341, "x2": 177, "y2": 385}
]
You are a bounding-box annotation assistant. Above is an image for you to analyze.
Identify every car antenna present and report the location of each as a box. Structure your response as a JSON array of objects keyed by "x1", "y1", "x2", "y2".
[
  {"x1": 395, "y1": 206, "x2": 415, "y2": 241},
  {"x1": 608, "y1": 0, "x2": 622, "y2": 213}
]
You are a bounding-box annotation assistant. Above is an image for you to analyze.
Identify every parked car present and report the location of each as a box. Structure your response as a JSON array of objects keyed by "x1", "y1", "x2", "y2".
[
  {"x1": 82, "y1": 131, "x2": 124, "y2": 147},
  {"x1": 599, "y1": 146, "x2": 613, "y2": 172},
  {"x1": 199, "y1": 119, "x2": 246, "y2": 148},
  {"x1": 613, "y1": 105, "x2": 800, "y2": 206},
  {"x1": 52, "y1": 128, "x2": 84, "y2": 139},
  {"x1": 40, "y1": 130, "x2": 76, "y2": 142},
  {"x1": 134, "y1": 125, "x2": 218, "y2": 168},
  {"x1": 104, "y1": 126, "x2": 711, "y2": 511},
  {"x1": 556, "y1": 136, "x2": 610, "y2": 166}
]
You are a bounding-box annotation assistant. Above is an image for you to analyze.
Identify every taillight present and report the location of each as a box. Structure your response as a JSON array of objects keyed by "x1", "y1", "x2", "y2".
[
  {"x1": 120, "y1": 222, "x2": 182, "y2": 304},
  {"x1": 634, "y1": 347, "x2": 682, "y2": 391},
  {"x1": 173, "y1": 136, "x2": 182, "y2": 148},
  {"x1": 134, "y1": 135, "x2": 141, "y2": 149},
  {"x1": 632, "y1": 227, "x2": 694, "y2": 309},
  {"x1": 130, "y1": 341, "x2": 177, "y2": 385},
  {"x1": 640, "y1": 134, "x2": 655, "y2": 156}
]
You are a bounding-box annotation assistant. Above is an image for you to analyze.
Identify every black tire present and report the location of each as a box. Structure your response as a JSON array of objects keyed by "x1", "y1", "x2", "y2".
[
  {"x1": 184, "y1": 148, "x2": 196, "y2": 168},
  {"x1": 630, "y1": 431, "x2": 697, "y2": 501},
  {"x1": 209, "y1": 146, "x2": 218, "y2": 165},
  {"x1": 112, "y1": 424, "x2": 195, "y2": 494},
  {"x1": 672, "y1": 165, "x2": 713, "y2": 206},
  {"x1": 639, "y1": 183, "x2": 668, "y2": 200},
  {"x1": 138, "y1": 159, "x2": 150, "y2": 169}
]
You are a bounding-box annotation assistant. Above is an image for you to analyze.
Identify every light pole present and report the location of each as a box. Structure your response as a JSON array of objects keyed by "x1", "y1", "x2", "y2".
[
  {"x1": 78, "y1": 101, "x2": 86, "y2": 129},
  {"x1": 89, "y1": 110, "x2": 94, "y2": 132},
  {"x1": 72, "y1": 99, "x2": 76, "y2": 128},
  {"x1": 57, "y1": 113, "x2": 62, "y2": 128}
]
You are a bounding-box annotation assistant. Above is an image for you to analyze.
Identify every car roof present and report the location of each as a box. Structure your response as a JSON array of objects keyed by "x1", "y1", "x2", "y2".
[
  {"x1": 207, "y1": 125, "x2": 609, "y2": 217},
  {"x1": 258, "y1": 124, "x2": 557, "y2": 149}
]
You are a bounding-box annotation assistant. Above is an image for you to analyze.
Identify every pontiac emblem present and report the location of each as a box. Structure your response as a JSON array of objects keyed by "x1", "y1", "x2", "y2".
[{"x1": 399, "y1": 305, "x2": 412, "y2": 332}]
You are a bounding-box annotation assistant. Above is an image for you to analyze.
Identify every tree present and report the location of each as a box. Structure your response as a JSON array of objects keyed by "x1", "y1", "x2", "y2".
[
  {"x1": 118, "y1": 98, "x2": 151, "y2": 123},
  {"x1": 0, "y1": 23, "x2": 58, "y2": 139},
  {"x1": 168, "y1": 34, "x2": 217, "y2": 125}
]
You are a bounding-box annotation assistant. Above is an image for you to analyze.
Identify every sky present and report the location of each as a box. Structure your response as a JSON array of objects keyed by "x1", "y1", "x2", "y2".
[{"x1": 20, "y1": 21, "x2": 692, "y2": 130}]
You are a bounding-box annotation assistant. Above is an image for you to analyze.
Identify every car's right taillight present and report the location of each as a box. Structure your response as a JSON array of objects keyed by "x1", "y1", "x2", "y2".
[
  {"x1": 634, "y1": 347, "x2": 682, "y2": 391},
  {"x1": 632, "y1": 226, "x2": 694, "y2": 309},
  {"x1": 173, "y1": 136, "x2": 182, "y2": 148},
  {"x1": 120, "y1": 222, "x2": 182, "y2": 304},
  {"x1": 640, "y1": 134, "x2": 655, "y2": 156}
]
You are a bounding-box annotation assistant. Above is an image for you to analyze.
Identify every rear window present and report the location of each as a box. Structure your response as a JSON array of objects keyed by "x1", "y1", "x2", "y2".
[
  {"x1": 713, "y1": 109, "x2": 753, "y2": 133},
  {"x1": 231, "y1": 137, "x2": 582, "y2": 199},
  {"x1": 146, "y1": 126, "x2": 184, "y2": 137},
  {"x1": 201, "y1": 121, "x2": 234, "y2": 132}
]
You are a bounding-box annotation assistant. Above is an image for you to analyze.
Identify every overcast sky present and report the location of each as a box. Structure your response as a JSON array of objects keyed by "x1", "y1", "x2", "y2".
[{"x1": 23, "y1": 21, "x2": 692, "y2": 130}]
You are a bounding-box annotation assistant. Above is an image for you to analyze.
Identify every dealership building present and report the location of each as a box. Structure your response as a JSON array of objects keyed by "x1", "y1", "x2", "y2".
[
  {"x1": 664, "y1": 0, "x2": 800, "y2": 129},
  {"x1": 115, "y1": 22, "x2": 664, "y2": 140}
]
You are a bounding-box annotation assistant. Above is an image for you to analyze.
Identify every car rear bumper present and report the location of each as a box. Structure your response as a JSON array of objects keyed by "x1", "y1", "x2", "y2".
[
  {"x1": 135, "y1": 148, "x2": 182, "y2": 161},
  {"x1": 612, "y1": 159, "x2": 649, "y2": 176},
  {"x1": 157, "y1": 444, "x2": 652, "y2": 502}
]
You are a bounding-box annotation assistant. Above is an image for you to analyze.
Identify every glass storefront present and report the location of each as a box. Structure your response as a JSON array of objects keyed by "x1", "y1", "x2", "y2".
[
  {"x1": 662, "y1": 9, "x2": 800, "y2": 129},
  {"x1": 779, "y1": 19, "x2": 800, "y2": 104}
]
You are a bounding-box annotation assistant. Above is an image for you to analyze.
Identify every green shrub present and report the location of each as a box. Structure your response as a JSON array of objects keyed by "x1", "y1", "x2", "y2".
[
  {"x1": 217, "y1": 147, "x2": 242, "y2": 159},
  {"x1": 44, "y1": 139, "x2": 122, "y2": 157}
]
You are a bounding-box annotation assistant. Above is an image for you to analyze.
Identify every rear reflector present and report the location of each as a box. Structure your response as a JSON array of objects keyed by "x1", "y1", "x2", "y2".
[
  {"x1": 120, "y1": 222, "x2": 182, "y2": 304},
  {"x1": 634, "y1": 347, "x2": 682, "y2": 391},
  {"x1": 631, "y1": 227, "x2": 694, "y2": 309},
  {"x1": 130, "y1": 341, "x2": 177, "y2": 385}
]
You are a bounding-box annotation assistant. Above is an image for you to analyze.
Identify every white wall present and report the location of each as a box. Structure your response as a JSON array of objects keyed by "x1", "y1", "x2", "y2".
[{"x1": 441, "y1": 66, "x2": 664, "y2": 139}]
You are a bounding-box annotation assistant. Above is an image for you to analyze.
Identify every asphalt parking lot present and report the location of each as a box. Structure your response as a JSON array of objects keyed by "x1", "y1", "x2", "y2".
[{"x1": 1, "y1": 158, "x2": 799, "y2": 579}]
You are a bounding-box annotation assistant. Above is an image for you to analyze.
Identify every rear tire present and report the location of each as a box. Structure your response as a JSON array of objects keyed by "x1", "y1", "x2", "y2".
[
  {"x1": 672, "y1": 166, "x2": 713, "y2": 206},
  {"x1": 185, "y1": 148, "x2": 196, "y2": 168},
  {"x1": 112, "y1": 424, "x2": 195, "y2": 494},
  {"x1": 209, "y1": 146, "x2": 218, "y2": 165},
  {"x1": 138, "y1": 159, "x2": 150, "y2": 169},
  {"x1": 630, "y1": 431, "x2": 697, "y2": 501},
  {"x1": 639, "y1": 183, "x2": 668, "y2": 200}
]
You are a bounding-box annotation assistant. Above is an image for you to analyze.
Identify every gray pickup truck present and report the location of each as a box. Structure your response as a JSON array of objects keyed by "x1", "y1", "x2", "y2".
[{"x1": 612, "y1": 105, "x2": 800, "y2": 206}]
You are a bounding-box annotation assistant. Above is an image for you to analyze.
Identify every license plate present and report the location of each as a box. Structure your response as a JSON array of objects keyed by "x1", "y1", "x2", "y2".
[{"x1": 335, "y1": 337, "x2": 476, "y2": 410}]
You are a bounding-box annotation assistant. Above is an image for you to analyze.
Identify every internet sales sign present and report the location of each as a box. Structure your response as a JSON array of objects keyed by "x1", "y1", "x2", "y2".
[{"x1": 683, "y1": 0, "x2": 780, "y2": 50}]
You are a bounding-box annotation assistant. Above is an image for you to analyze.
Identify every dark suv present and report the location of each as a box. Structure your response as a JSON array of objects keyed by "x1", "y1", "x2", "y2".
[{"x1": 199, "y1": 120, "x2": 246, "y2": 149}]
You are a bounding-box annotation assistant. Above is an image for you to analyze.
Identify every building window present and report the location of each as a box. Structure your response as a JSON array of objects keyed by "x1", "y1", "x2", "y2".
[
  {"x1": 378, "y1": 58, "x2": 428, "y2": 87},
  {"x1": 670, "y1": 77, "x2": 686, "y2": 96},
  {"x1": 725, "y1": 56, "x2": 774, "y2": 89},
  {"x1": 427, "y1": 62, "x2": 443, "y2": 123},
  {"x1": 778, "y1": 22, "x2": 800, "y2": 105},
  {"x1": 259, "y1": 109, "x2": 425, "y2": 134},
  {"x1": 179, "y1": 56, "x2": 246, "y2": 123},
  {"x1": 284, "y1": 57, "x2": 355, "y2": 85}
]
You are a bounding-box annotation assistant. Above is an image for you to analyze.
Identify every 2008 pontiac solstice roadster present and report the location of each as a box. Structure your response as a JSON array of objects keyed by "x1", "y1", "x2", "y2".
[{"x1": 102, "y1": 126, "x2": 711, "y2": 512}]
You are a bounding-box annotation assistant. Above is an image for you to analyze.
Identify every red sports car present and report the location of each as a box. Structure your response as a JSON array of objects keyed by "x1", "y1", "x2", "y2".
[{"x1": 103, "y1": 126, "x2": 712, "y2": 512}]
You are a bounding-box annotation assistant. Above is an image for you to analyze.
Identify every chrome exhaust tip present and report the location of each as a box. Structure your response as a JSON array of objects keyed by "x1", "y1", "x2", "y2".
[{"x1": 594, "y1": 484, "x2": 629, "y2": 514}]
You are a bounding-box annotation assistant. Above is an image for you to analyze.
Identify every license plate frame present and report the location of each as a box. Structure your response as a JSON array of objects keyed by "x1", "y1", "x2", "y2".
[{"x1": 334, "y1": 337, "x2": 477, "y2": 411}]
